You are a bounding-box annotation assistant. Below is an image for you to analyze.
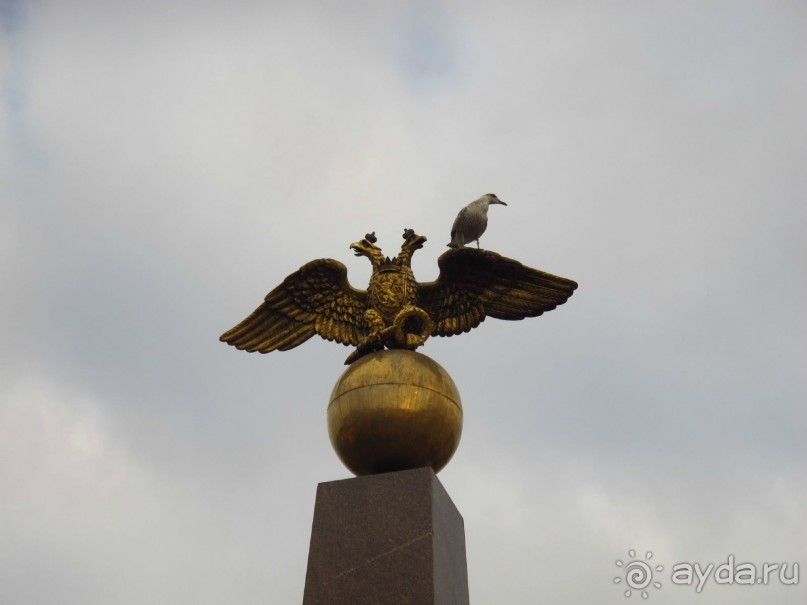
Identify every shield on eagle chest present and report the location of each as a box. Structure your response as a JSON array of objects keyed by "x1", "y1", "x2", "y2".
[{"x1": 370, "y1": 268, "x2": 409, "y2": 319}]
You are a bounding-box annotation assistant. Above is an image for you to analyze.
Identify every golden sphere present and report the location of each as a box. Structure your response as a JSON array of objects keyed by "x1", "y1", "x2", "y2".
[{"x1": 328, "y1": 349, "x2": 463, "y2": 476}]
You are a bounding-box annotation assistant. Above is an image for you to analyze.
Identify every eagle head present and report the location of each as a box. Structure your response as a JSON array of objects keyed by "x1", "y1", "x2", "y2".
[{"x1": 350, "y1": 233, "x2": 387, "y2": 269}]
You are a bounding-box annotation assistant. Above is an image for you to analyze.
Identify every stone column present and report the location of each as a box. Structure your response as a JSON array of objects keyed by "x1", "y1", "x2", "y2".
[{"x1": 303, "y1": 467, "x2": 469, "y2": 604}]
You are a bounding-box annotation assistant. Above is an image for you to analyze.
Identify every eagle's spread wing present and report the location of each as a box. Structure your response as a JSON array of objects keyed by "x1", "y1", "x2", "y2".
[
  {"x1": 418, "y1": 249, "x2": 577, "y2": 337},
  {"x1": 220, "y1": 259, "x2": 369, "y2": 353}
]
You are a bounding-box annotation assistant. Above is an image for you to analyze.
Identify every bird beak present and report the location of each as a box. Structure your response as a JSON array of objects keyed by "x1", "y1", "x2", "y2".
[{"x1": 496, "y1": 200, "x2": 507, "y2": 206}]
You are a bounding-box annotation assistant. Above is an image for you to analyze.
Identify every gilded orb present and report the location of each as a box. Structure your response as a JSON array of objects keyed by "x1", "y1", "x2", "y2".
[{"x1": 328, "y1": 349, "x2": 463, "y2": 476}]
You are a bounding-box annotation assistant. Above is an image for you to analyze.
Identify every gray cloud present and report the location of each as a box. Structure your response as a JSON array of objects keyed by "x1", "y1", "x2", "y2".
[{"x1": 1, "y1": 2, "x2": 805, "y2": 603}]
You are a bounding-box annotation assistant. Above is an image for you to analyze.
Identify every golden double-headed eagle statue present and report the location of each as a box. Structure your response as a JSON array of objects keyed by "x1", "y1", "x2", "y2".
[{"x1": 220, "y1": 229, "x2": 577, "y2": 365}]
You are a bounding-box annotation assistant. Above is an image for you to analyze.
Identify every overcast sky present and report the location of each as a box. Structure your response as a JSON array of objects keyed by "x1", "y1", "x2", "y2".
[{"x1": 1, "y1": 1, "x2": 805, "y2": 603}]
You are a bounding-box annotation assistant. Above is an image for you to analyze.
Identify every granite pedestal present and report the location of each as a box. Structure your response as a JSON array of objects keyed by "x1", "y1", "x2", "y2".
[{"x1": 303, "y1": 467, "x2": 469, "y2": 604}]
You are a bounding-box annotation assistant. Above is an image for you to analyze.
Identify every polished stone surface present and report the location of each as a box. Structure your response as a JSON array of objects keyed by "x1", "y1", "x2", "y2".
[{"x1": 303, "y1": 467, "x2": 469, "y2": 604}]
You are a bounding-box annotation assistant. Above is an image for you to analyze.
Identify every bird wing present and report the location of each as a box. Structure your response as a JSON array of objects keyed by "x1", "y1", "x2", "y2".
[
  {"x1": 418, "y1": 248, "x2": 578, "y2": 337},
  {"x1": 449, "y1": 201, "x2": 491, "y2": 247},
  {"x1": 220, "y1": 259, "x2": 369, "y2": 353},
  {"x1": 450, "y1": 205, "x2": 467, "y2": 234}
]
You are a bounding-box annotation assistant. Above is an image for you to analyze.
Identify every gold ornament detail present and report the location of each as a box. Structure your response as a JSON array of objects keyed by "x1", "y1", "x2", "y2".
[{"x1": 220, "y1": 229, "x2": 577, "y2": 364}]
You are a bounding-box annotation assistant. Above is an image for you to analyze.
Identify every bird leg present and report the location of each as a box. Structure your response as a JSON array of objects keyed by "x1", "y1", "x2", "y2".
[
  {"x1": 344, "y1": 309, "x2": 387, "y2": 365},
  {"x1": 343, "y1": 304, "x2": 435, "y2": 364}
]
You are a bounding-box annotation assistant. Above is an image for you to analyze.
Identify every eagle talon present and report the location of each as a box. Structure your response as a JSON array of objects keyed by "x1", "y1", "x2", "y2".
[
  {"x1": 344, "y1": 344, "x2": 378, "y2": 365},
  {"x1": 392, "y1": 305, "x2": 433, "y2": 350}
]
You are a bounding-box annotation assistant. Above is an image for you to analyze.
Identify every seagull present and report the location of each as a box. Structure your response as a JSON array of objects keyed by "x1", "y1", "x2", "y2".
[{"x1": 447, "y1": 193, "x2": 507, "y2": 249}]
